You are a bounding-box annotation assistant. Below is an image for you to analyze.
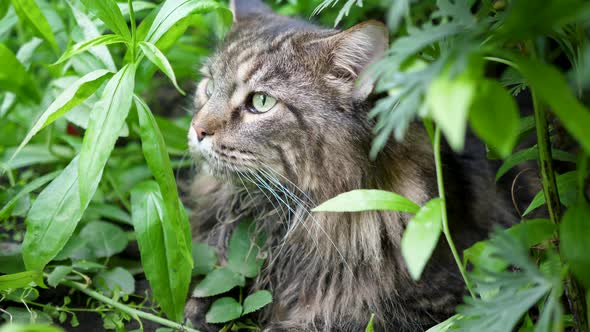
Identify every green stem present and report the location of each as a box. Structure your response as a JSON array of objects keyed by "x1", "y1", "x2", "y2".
[
  {"x1": 61, "y1": 280, "x2": 200, "y2": 332},
  {"x1": 128, "y1": 0, "x2": 137, "y2": 60},
  {"x1": 532, "y1": 92, "x2": 562, "y2": 224},
  {"x1": 433, "y1": 127, "x2": 476, "y2": 298},
  {"x1": 532, "y1": 92, "x2": 589, "y2": 332}
]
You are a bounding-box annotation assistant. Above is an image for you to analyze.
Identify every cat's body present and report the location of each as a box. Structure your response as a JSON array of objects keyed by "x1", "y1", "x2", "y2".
[{"x1": 185, "y1": 1, "x2": 516, "y2": 330}]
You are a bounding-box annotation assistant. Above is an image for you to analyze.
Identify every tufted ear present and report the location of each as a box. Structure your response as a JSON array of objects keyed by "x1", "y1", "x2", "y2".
[
  {"x1": 328, "y1": 21, "x2": 389, "y2": 101},
  {"x1": 230, "y1": 0, "x2": 272, "y2": 21}
]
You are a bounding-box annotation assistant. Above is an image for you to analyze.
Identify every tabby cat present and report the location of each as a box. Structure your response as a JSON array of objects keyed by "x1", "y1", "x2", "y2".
[{"x1": 185, "y1": 0, "x2": 516, "y2": 331}]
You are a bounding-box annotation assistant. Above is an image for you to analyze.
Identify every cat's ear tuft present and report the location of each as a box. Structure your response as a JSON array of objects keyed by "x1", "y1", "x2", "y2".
[
  {"x1": 230, "y1": 0, "x2": 272, "y2": 21},
  {"x1": 330, "y1": 21, "x2": 389, "y2": 101}
]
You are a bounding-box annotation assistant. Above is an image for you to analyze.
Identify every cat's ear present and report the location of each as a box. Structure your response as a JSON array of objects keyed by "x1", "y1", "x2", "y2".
[
  {"x1": 329, "y1": 21, "x2": 388, "y2": 101},
  {"x1": 230, "y1": 0, "x2": 272, "y2": 21}
]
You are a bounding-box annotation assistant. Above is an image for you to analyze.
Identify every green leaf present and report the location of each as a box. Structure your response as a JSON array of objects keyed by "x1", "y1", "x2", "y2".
[
  {"x1": 456, "y1": 232, "x2": 554, "y2": 332},
  {"x1": 79, "y1": 0, "x2": 131, "y2": 40},
  {"x1": 144, "y1": 0, "x2": 225, "y2": 45},
  {"x1": 469, "y1": 80, "x2": 520, "y2": 158},
  {"x1": 10, "y1": 0, "x2": 59, "y2": 52},
  {"x1": 401, "y1": 198, "x2": 442, "y2": 280},
  {"x1": 464, "y1": 219, "x2": 557, "y2": 272},
  {"x1": 47, "y1": 266, "x2": 73, "y2": 288},
  {"x1": 425, "y1": 314, "x2": 461, "y2": 332},
  {"x1": 0, "y1": 171, "x2": 59, "y2": 220},
  {"x1": 0, "y1": 271, "x2": 44, "y2": 290},
  {"x1": 427, "y1": 59, "x2": 481, "y2": 151},
  {"x1": 55, "y1": 34, "x2": 127, "y2": 65},
  {"x1": 205, "y1": 297, "x2": 243, "y2": 324},
  {"x1": 365, "y1": 313, "x2": 375, "y2": 332},
  {"x1": 80, "y1": 221, "x2": 129, "y2": 258},
  {"x1": 523, "y1": 171, "x2": 578, "y2": 216},
  {"x1": 560, "y1": 201, "x2": 590, "y2": 288},
  {"x1": 78, "y1": 64, "x2": 136, "y2": 207},
  {"x1": 0, "y1": 43, "x2": 39, "y2": 101},
  {"x1": 93, "y1": 267, "x2": 135, "y2": 296},
  {"x1": 192, "y1": 267, "x2": 245, "y2": 298},
  {"x1": 312, "y1": 189, "x2": 420, "y2": 213},
  {"x1": 135, "y1": 95, "x2": 191, "y2": 252},
  {"x1": 227, "y1": 220, "x2": 264, "y2": 278},
  {"x1": 22, "y1": 156, "x2": 90, "y2": 271},
  {"x1": 11, "y1": 69, "x2": 112, "y2": 163},
  {"x1": 139, "y1": 41, "x2": 185, "y2": 95},
  {"x1": 85, "y1": 203, "x2": 132, "y2": 225},
  {"x1": 496, "y1": 146, "x2": 576, "y2": 181},
  {"x1": 192, "y1": 241, "x2": 218, "y2": 275},
  {"x1": 131, "y1": 181, "x2": 192, "y2": 322},
  {"x1": 506, "y1": 219, "x2": 556, "y2": 248},
  {"x1": 242, "y1": 290, "x2": 272, "y2": 315},
  {"x1": 67, "y1": 1, "x2": 116, "y2": 71},
  {"x1": 514, "y1": 56, "x2": 590, "y2": 154}
]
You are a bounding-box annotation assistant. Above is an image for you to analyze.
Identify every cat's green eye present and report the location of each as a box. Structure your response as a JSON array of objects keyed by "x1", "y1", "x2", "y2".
[
  {"x1": 251, "y1": 93, "x2": 277, "y2": 113},
  {"x1": 205, "y1": 79, "x2": 214, "y2": 97}
]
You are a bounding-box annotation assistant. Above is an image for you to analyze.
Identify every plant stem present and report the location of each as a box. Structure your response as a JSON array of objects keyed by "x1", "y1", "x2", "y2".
[
  {"x1": 433, "y1": 127, "x2": 475, "y2": 298},
  {"x1": 532, "y1": 92, "x2": 589, "y2": 332},
  {"x1": 61, "y1": 280, "x2": 200, "y2": 332},
  {"x1": 531, "y1": 92, "x2": 562, "y2": 223},
  {"x1": 128, "y1": 0, "x2": 137, "y2": 60}
]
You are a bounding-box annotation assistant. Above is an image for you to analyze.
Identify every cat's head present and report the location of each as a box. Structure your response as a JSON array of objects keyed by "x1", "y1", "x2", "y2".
[{"x1": 188, "y1": 0, "x2": 388, "y2": 192}]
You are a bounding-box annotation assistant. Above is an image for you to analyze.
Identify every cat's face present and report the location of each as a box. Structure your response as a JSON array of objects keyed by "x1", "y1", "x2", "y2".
[{"x1": 188, "y1": 0, "x2": 387, "y2": 188}]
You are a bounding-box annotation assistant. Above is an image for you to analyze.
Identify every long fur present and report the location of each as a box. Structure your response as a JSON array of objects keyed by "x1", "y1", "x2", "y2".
[{"x1": 184, "y1": 2, "x2": 517, "y2": 331}]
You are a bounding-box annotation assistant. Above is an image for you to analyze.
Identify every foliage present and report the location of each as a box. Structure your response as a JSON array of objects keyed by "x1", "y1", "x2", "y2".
[
  {"x1": 1, "y1": 0, "x2": 590, "y2": 331},
  {"x1": 314, "y1": 0, "x2": 590, "y2": 331}
]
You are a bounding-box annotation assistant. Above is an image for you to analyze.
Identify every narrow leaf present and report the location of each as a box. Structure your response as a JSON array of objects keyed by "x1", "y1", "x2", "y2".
[
  {"x1": 496, "y1": 146, "x2": 576, "y2": 181},
  {"x1": 139, "y1": 41, "x2": 185, "y2": 95},
  {"x1": 524, "y1": 171, "x2": 578, "y2": 215},
  {"x1": 0, "y1": 171, "x2": 59, "y2": 219},
  {"x1": 22, "y1": 156, "x2": 90, "y2": 271},
  {"x1": 131, "y1": 181, "x2": 192, "y2": 322},
  {"x1": 55, "y1": 34, "x2": 126, "y2": 65},
  {"x1": 10, "y1": 0, "x2": 59, "y2": 52},
  {"x1": 145, "y1": 0, "x2": 225, "y2": 45},
  {"x1": 11, "y1": 69, "x2": 112, "y2": 162},
  {"x1": 401, "y1": 198, "x2": 442, "y2": 280},
  {"x1": 79, "y1": 0, "x2": 131, "y2": 40},
  {"x1": 67, "y1": 1, "x2": 116, "y2": 71},
  {"x1": 78, "y1": 64, "x2": 136, "y2": 207},
  {"x1": 312, "y1": 189, "x2": 420, "y2": 213},
  {"x1": 0, "y1": 271, "x2": 44, "y2": 290},
  {"x1": 242, "y1": 290, "x2": 272, "y2": 315},
  {"x1": 205, "y1": 297, "x2": 242, "y2": 324}
]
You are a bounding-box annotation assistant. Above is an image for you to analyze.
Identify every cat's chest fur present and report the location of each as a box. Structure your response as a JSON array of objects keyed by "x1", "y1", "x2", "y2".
[{"x1": 187, "y1": 137, "x2": 515, "y2": 331}]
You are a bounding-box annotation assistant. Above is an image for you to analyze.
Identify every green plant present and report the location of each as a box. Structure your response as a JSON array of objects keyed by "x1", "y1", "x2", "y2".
[
  {"x1": 1, "y1": 0, "x2": 233, "y2": 329},
  {"x1": 314, "y1": 0, "x2": 590, "y2": 331}
]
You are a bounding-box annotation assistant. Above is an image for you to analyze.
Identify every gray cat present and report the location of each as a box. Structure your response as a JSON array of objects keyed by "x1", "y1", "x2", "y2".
[{"x1": 185, "y1": 0, "x2": 516, "y2": 330}]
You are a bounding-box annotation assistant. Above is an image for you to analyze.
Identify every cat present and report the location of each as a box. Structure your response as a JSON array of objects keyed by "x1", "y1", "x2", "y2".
[{"x1": 184, "y1": 0, "x2": 517, "y2": 331}]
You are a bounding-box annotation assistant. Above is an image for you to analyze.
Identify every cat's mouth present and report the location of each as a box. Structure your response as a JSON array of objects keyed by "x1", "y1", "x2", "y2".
[{"x1": 188, "y1": 127, "x2": 257, "y2": 173}]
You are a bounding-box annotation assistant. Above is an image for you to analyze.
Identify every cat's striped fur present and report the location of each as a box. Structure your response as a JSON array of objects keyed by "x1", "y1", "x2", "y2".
[{"x1": 185, "y1": 1, "x2": 516, "y2": 330}]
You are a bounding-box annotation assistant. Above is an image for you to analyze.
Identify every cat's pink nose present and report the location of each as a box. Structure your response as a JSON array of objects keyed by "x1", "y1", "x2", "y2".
[{"x1": 194, "y1": 126, "x2": 210, "y2": 142}]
